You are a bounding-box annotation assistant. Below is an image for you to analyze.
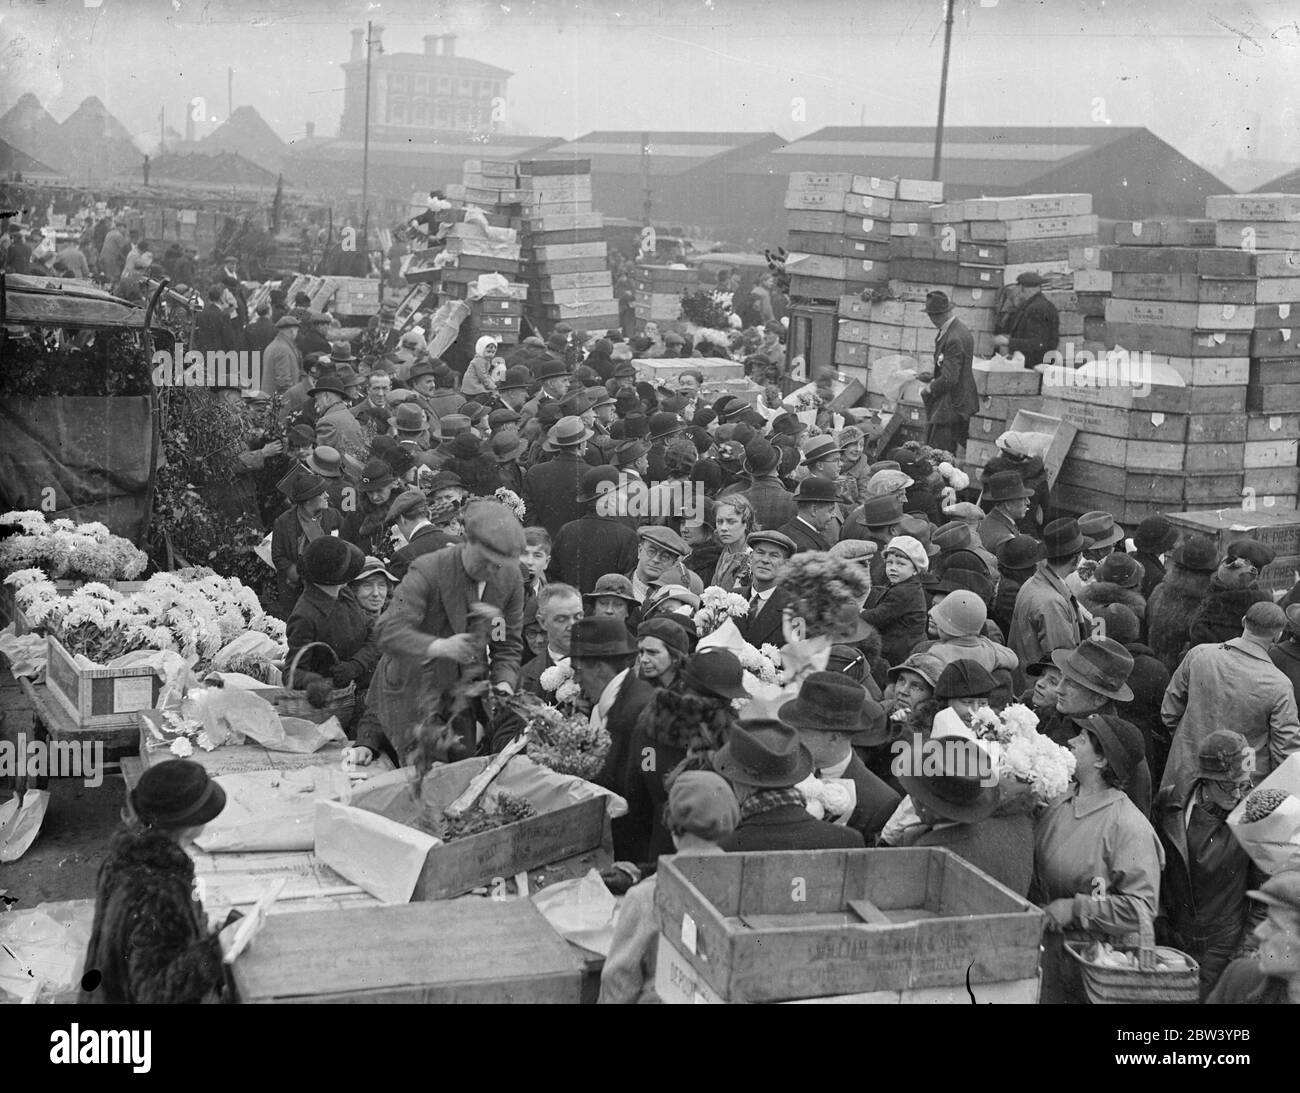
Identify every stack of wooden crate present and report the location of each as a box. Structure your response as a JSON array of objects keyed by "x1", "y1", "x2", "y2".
[
  {"x1": 633, "y1": 264, "x2": 698, "y2": 329},
  {"x1": 783, "y1": 172, "x2": 900, "y2": 302}
]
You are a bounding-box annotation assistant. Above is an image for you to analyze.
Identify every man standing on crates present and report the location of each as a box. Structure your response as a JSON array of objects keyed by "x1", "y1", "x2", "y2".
[{"x1": 919, "y1": 290, "x2": 978, "y2": 457}]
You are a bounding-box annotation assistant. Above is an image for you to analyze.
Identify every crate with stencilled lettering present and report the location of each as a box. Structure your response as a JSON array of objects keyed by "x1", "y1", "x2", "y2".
[{"x1": 654, "y1": 848, "x2": 1043, "y2": 1004}]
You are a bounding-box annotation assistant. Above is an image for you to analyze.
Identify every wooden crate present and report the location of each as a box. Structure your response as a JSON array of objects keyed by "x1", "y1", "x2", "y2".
[
  {"x1": 974, "y1": 365, "x2": 1041, "y2": 397},
  {"x1": 45, "y1": 634, "x2": 162, "y2": 731},
  {"x1": 653, "y1": 848, "x2": 1043, "y2": 1004},
  {"x1": 1164, "y1": 507, "x2": 1300, "y2": 562},
  {"x1": 233, "y1": 900, "x2": 583, "y2": 1004}
]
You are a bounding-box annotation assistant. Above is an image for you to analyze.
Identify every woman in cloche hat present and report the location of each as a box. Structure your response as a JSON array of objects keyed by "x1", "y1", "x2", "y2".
[{"x1": 81, "y1": 761, "x2": 239, "y2": 1003}]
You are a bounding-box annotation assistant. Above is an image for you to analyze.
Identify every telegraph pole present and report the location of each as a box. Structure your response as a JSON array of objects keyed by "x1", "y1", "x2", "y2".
[
  {"x1": 362, "y1": 20, "x2": 373, "y2": 229},
  {"x1": 932, "y1": 0, "x2": 956, "y2": 181}
]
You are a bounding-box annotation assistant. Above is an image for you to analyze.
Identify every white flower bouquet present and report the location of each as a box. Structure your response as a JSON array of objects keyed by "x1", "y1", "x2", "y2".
[
  {"x1": 692, "y1": 586, "x2": 750, "y2": 638},
  {"x1": 0, "y1": 511, "x2": 148, "y2": 582},
  {"x1": 538, "y1": 661, "x2": 583, "y2": 709},
  {"x1": 795, "y1": 774, "x2": 855, "y2": 822},
  {"x1": 970, "y1": 703, "x2": 1075, "y2": 807},
  {"x1": 492, "y1": 488, "x2": 527, "y2": 521}
]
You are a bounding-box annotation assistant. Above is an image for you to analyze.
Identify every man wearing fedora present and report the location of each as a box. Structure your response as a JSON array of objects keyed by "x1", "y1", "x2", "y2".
[
  {"x1": 387, "y1": 489, "x2": 459, "y2": 582},
  {"x1": 568, "y1": 617, "x2": 658, "y2": 860},
  {"x1": 919, "y1": 290, "x2": 978, "y2": 456},
  {"x1": 523, "y1": 415, "x2": 595, "y2": 540},
  {"x1": 1154, "y1": 730, "x2": 1264, "y2": 999},
  {"x1": 777, "y1": 477, "x2": 839, "y2": 554},
  {"x1": 549, "y1": 467, "x2": 639, "y2": 596},
  {"x1": 781, "y1": 673, "x2": 899, "y2": 844},
  {"x1": 992, "y1": 534, "x2": 1044, "y2": 637},
  {"x1": 730, "y1": 439, "x2": 797, "y2": 532},
  {"x1": 489, "y1": 428, "x2": 528, "y2": 495},
  {"x1": 279, "y1": 351, "x2": 331, "y2": 426},
  {"x1": 738, "y1": 530, "x2": 796, "y2": 649},
  {"x1": 270, "y1": 472, "x2": 344, "y2": 618},
  {"x1": 978, "y1": 471, "x2": 1034, "y2": 553},
  {"x1": 1004, "y1": 271, "x2": 1059, "y2": 369},
  {"x1": 713, "y1": 699, "x2": 866, "y2": 852},
  {"x1": 1008, "y1": 516, "x2": 1086, "y2": 669},
  {"x1": 1161, "y1": 601, "x2": 1300, "y2": 800},
  {"x1": 313, "y1": 368, "x2": 366, "y2": 459},
  {"x1": 355, "y1": 500, "x2": 525, "y2": 765},
  {"x1": 1129, "y1": 515, "x2": 1179, "y2": 599},
  {"x1": 645, "y1": 411, "x2": 686, "y2": 485},
  {"x1": 262, "y1": 314, "x2": 302, "y2": 398},
  {"x1": 843, "y1": 494, "x2": 905, "y2": 585},
  {"x1": 522, "y1": 358, "x2": 571, "y2": 423}
]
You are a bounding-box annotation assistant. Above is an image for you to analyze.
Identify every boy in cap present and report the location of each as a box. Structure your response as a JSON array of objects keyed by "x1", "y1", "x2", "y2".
[
  {"x1": 1154, "y1": 729, "x2": 1264, "y2": 998},
  {"x1": 598, "y1": 772, "x2": 738, "y2": 1004},
  {"x1": 1207, "y1": 871, "x2": 1300, "y2": 1005},
  {"x1": 861, "y1": 535, "x2": 929, "y2": 666}
]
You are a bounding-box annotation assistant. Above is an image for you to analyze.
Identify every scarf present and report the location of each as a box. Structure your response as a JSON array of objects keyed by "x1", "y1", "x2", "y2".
[{"x1": 739, "y1": 786, "x2": 807, "y2": 820}]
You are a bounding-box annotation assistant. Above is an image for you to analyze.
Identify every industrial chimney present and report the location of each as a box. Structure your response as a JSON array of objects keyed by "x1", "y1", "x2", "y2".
[
  {"x1": 372, "y1": 25, "x2": 385, "y2": 50},
  {"x1": 443, "y1": 34, "x2": 456, "y2": 57},
  {"x1": 350, "y1": 28, "x2": 363, "y2": 62},
  {"x1": 305, "y1": 121, "x2": 315, "y2": 138},
  {"x1": 424, "y1": 34, "x2": 439, "y2": 56}
]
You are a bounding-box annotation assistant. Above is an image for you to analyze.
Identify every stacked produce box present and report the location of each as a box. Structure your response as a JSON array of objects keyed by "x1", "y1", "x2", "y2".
[
  {"x1": 784, "y1": 172, "x2": 900, "y2": 304},
  {"x1": 633, "y1": 264, "x2": 699, "y2": 330}
]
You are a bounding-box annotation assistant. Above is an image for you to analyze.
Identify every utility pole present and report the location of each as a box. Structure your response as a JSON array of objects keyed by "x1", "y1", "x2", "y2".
[
  {"x1": 932, "y1": 0, "x2": 956, "y2": 181},
  {"x1": 640, "y1": 131, "x2": 652, "y2": 226},
  {"x1": 227, "y1": 67, "x2": 233, "y2": 119},
  {"x1": 159, "y1": 107, "x2": 165, "y2": 154},
  {"x1": 362, "y1": 20, "x2": 373, "y2": 231}
]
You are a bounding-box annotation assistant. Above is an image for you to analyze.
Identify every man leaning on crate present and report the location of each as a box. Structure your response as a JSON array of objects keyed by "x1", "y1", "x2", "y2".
[{"x1": 343, "y1": 500, "x2": 525, "y2": 768}]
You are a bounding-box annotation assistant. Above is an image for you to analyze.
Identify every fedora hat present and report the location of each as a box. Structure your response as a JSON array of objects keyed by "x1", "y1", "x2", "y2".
[
  {"x1": 311, "y1": 374, "x2": 348, "y2": 398},
  {"x1": 1042, "y1": 517, "x2": 1087, "y2": 559},
  {"x1": 407, "y1": 360, "x2": 436, "y2": 383},
  {"x1": 287, "y1": 473, "x2": 327, "y2": 505},
  {"x1": 712, "y1": 718, "x2": 814, "y2": 789},
  {"x1": 306, "y1": 446, "x2": 343, "y2": 478},
  {"x1": 499, "y1": 365, "x2": 534, "y2": 391},
  {"x1": 489, "y1": 429, "x2": 528, "y2": 463},
  {"x1": 779, "y1": 671, "x2": 868, "y2": 735},
  {"x1": 1077, "y1": 511, "x2": 1124, "y2": 549},
  {"x1": 301, "y1": 536, "x2": 365, "y2": 585},
  {"x1": 793, "y1": 476, "x2": 838, "y2": 504},
  {"x1": 859, "y1": 495, "x2": 905, "y2": 528},
  {"x1": 536, "y1": 357, "x2": 568, "y2": 381},
  {"x1": 897, "y1": 737, "x2": 998, "y2": 823},
  {"x1": 560, "y1": 390, "x2": 594, "y2": 417},
  {"x1": 329, "y1": 342, "x2": 355, "y2": 364},
  {"x1": 680, "y1": 648, "x2": 749, "y2": 701},
  {"x1": 1170, "y1": 535, "x2": 1218, "y2": 572},
  {"x1": 585, "y1": 573, "x2": 640, "y2": 605},
  {"x1": 771, "y1": 412, "x2": 808, "y2": 437},
  {"x1": 923, "y1": 290, "x2": 952, "y2": 316},
  {"x1": 358, "y1": 459, "x2": 397, "y2": 491},
  {"x1": 648, "y1": 411, "x2": 685, "y2": 442},
  {"x1": 613, "y1": 439, "x2": 650, "y2": 467},
  {"x1": 131, "y1": 760, "x2": 227, "y2": 829},
  {"x1": 577, "y1": 466, "x2": 620, "y2": 503},
  {"x1": 547, "y1": 415, "x2": 594, "y2": 449},
  {"x1": 801, "y1": 436, "x2": 844, "y2": 466},
  {"x1": 394, "y1": 403, "x2": 428, "y2": 433},
  {"x1": 1077, "y1": 713, "x2": 1144, "y2": 788},
  {"x1": 997, "y1": 534, "x2": 1046, "y2": 571},
  {"x1": 984, "y1": 471, "x2": 1034, "y2": 504},
  {"x1": 1051, "y1": 636, "x2": 1135, "y2": 702},
  {"x1": 569, "y1": 616, "x2": 638, "y2": 659},
  {"x1": 1133, "y1": 515, "x2": 1178, "y2": 555}
]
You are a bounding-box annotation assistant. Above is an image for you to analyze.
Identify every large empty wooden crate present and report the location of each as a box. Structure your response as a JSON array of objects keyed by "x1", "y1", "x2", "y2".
[{"x1": 654, "y1": 848, "x2": 1044, "y2": 1003}]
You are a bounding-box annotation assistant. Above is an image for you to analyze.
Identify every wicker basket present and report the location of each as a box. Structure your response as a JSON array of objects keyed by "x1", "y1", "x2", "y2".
[
  {"x1": 264, "y1": 642, "x2": 356, "y2": 726},
  {"x1": 1066, "y1": 906, "x2": 1199, "y2": 1004}
]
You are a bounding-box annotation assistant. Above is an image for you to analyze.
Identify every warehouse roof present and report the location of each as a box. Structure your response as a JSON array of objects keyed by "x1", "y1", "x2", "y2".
[
  {"x1": 0, "y1": 136, "x2": 65, "y2": 179},
  {"x1": 541, "y1": 130, "x2": 785, "y2": 177}
]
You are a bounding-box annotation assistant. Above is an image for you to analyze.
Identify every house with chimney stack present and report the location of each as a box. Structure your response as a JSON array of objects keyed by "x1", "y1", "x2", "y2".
[{"x1": 338, "y1": 27, "x2": 511, "y2": 140}]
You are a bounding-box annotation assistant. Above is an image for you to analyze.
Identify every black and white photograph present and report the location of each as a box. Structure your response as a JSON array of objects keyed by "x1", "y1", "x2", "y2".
[{"x1": 0, "y1": 0, "x2": 1298, "y2": 1033}]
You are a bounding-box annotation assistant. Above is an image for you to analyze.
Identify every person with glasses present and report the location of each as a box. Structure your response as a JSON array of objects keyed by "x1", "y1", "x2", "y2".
[
  {"x1": 1154, "y1": 730, "x2": 1265, "y2": 999},
  {"x1": 627, "y1": 525, "x2": 701, "y2": 602}
]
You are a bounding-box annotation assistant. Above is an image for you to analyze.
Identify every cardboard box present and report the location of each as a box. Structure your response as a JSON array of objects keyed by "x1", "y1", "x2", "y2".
[
  {"x1": 653, "y1": 848, "x2": 1042, "y2": 1004},
  {"x1": 233, "y1": 900, "x2": 583, "y2": 1004}
]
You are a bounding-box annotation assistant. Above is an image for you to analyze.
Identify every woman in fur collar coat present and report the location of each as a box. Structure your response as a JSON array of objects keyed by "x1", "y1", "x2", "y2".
[
  {"x1": 1079, "y1": 552, "x2": 1147, "y2": 635},
  {"x1": 1186, "y1": 556, "x2": 1272, "y2": 649},
  {"x1": 1146, "y1": 538, "x2": 1218, "y2": 673}
]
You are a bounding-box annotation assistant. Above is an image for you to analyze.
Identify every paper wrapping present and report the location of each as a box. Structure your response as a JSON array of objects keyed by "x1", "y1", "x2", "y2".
[
  {"x1": 194, "y1": 766, "x2": 357, "y2": 853},
  {"x1": 1228, "y1": 752, "x2": 1300, "y2": 874}
]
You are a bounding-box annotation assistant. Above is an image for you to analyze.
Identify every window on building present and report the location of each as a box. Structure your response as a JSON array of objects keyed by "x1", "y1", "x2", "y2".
[
  {"x1": 435, "y1": 105, "x2": 451, "y2": 128},
  {"x1": 412, "y1": 76, "x2": 429, "y2": 96},
  {"x1": 387, "y1": 97, "x2": 407, "y2": 125},
  {"x1": 411, "y1": 102, "x2": 429, "y2": 127},
  {"x1": 388, "y1": 74, "x2": 407, "y2": 96},
  {"x1": 437, "y1": 77, "x2": 450, "y2": 93},
  {"x1": 459, "y1": 78, "x2": 471, "y2": 95}
]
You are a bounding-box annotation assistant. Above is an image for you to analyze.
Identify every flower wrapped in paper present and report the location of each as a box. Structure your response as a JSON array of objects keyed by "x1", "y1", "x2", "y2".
[
  {"x1": 1228, "y1": 753, "x2": 1300, "y2": 875},
  {"x1": 969, "y1": 702, "x2": 1076, "y2": 809},
  {"x1": 691, "y1": 586, "x2": 750, "y2": 638},
  {"x1": 502, "y1": 692, "x2": 611, "y2": 781}
]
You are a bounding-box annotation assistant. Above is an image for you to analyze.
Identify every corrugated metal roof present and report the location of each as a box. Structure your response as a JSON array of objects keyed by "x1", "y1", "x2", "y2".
[{"x1": 542, "y1": 131, "x2": 782, "y2": 178}]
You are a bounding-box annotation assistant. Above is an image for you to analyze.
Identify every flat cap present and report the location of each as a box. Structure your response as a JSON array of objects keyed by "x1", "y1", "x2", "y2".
[{"x1": 463, "y1": 499, "x2": 526, "y2": 558}]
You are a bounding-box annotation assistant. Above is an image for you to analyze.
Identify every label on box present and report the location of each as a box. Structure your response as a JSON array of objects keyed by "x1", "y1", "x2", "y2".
[
  {"x1": 681, "y1": 912, "x2": 698, "y2": 955},
  {"x1": 114, "y1": 676, "x2": 155, "y2": 713}
]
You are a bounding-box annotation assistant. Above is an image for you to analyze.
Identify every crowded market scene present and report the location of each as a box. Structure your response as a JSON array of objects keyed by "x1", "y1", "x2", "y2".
[{"x1": 0, "y1": 0, "x2": 1298, "y2": 1037}]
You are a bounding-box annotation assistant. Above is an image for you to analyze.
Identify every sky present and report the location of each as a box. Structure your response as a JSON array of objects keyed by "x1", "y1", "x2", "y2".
[{"x1": 1, "y1": 0, "x2": 1297, "y2": 178}]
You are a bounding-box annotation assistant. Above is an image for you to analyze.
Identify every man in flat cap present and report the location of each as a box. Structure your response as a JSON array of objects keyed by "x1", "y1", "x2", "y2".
[
  {"x1": 628, "y1": 525, "x2": 701, "y2": 602},
  {"x1": 386, "y1": 489, "x2": 460, "y2": 582},
  {"x1": 920, "y1": 290, "x2": 978, "y2": 456},
  {"x1": 350, "y1": 500, "x2": 526, "y2": 765},
  {"x1": 262, "y1": 314, "x2": 303, "y2": 399},
  {"x1": 1003, "y1": 271, "x2": 1059, "y2": 370}
]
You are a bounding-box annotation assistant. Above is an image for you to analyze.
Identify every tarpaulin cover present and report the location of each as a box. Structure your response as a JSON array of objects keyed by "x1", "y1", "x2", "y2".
[{"x1": 0, "y1": 395, "x2": 155, "y2": 541}]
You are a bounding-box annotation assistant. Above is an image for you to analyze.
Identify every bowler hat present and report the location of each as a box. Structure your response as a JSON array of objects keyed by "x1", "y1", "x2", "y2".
[
  {"x1": 712, "y1": 717, "x2": 814, "y2": 789},
  {"x1": 131, "y1": 760, "x2": 227, "y2": 829},
  {"x1": 1170, "y1": 536, "x2": 1218, "y2": 572},
  {"x1": 897, "y1": 738, "x2": 999, "y2": 823},
  {"x1": 536, "y1": 357, "x2": 568, "y2": 381},
  {"x1": 1078, "y1": 511, "x2": 1124, "y2": 549},
  {"x1": 1134, "y1": 515, "x2": 1178, "y2": 555},
  {"x1": 1078, "y1": 713, "x2": 1144, "y2": 788},
  {"x1": 577, "y1": 466, "x2": 620, "y2": 504},
  {"x1": 1196, "y1": 730, "x2": 1254, "y2": 781},
  {"x1": 386, "y1": 488, "x2": 428, "y2": 523},
  {"x1": 747, "y1": 529, "x2": 797, "y2": 556},
  {"x1": 743, "y1": 439, "x2": 780, "y2": 476},
  {"x1": 394, "y1": 403, "x2": 429, "y2": 433},
  {"x1": 859, "y1": 495, "x2": 905, "y2": 528},
  {"x1": 359, "y1": 459, "x2": 397, "y2": 491},
  {"x1": 306, "y1": 446, "x2": 343, "y2": 478},
  {"x1": 934, "y1": 659, "x2": 997, "y2": 699},
  {"x1": 801, "y1": 436, "x2": 844, "y2": 466},
  {"x1": 301, "y1": 536, "x2": 365, "y2": 585},
  {"x1": 680, "y1": 648, "x2": 749, "y2": 701},
  {"x1": 489, "y1": 429, "x2": 528, "y2": 463},
  {"x1": 547, "y1": 415, "x2": 594, "y2": 449},
  {"x1": 1051, "y1": 636, "x2": 1135, "y2": 702},
  {"x1": 569, "y1": 616, "x2": 638, "y2": 659},
  {"x1": 648, "y1": 411, "x2": 685, "y2": 442},
  {"x1": 923, "y1": 290, "x2": 952, "y2": 316},
  {"x1": 794, "y1": 477, "x2": 838, "y2": 504},
  {"x1": 288, "y1": 474, "x2": 327, "y2": 505},
  {"x1": 463, "y1": 500, "x2": 526, "y2": 558},
  {"x1": 984, "y1": 471, "x2": 1034, "y2": 504},
  {"x1": 1042, "y1": 517, "x2": 1087, "y2": 559},
  {"x1": 499, "y1": 365, "x2": 534, "y2": 391},
  {"x1": 311, "y1": 374, "x2": 348, "y2": 398},
  {"x1": 613, "y1": 439, "x2": 650, "y2": 467},
  {"x1": 587, "y1": 573, "x2": 641, "y2": 606},
  {"x1": 779, "y1": 672, "x2": 869, "y2": 734},
  {"x1": 997, "y1": 534, "x2": 1045, "y2": 571}
]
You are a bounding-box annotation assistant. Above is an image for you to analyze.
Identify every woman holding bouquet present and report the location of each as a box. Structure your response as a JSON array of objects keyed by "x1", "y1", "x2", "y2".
[{"x1": 1032, "y1": 714, "x2": 1165, "y2": 1004}]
